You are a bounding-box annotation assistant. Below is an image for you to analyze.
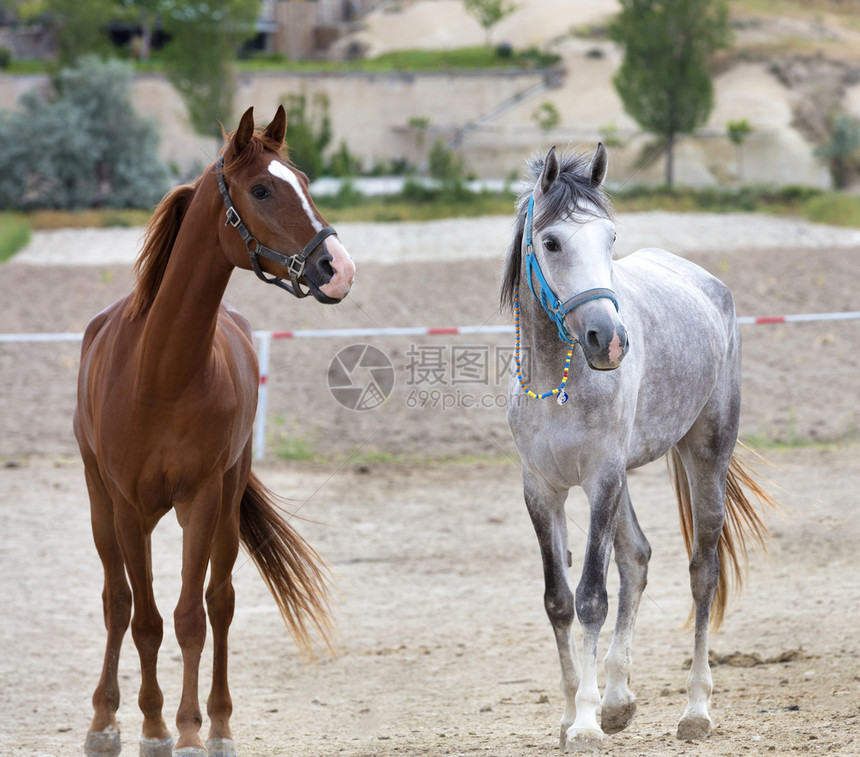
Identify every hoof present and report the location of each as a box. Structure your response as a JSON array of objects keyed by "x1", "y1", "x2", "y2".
[
  {"x1": 172, "y1": 748, "x2": 208, "y2": 757},
  {"x1": 206, "y1": 738, "x2": 237, "y2": 757},
  {"x1": 85, "y1": 726, "x2": 121, "y2": 757},
  {"x1": 601, "y1": 698, "x2": 637, "y2": 734},
  {"x1": 564, "y1": 727, "x2": 604, "y2": 754},
  {"x1": 676, "y1": 712, "x2": 713, "y2": 740},
  {"x1": 139, "y1": 735, "x2": 174, "y2": 757}
]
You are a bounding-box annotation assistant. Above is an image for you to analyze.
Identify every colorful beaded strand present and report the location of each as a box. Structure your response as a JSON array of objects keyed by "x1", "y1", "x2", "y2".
[{"x1": 513, "y1": 282, "x2": 575, "y2": 402}]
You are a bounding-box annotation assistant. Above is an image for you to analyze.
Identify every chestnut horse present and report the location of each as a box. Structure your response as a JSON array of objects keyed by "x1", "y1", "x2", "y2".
[{"x1": 75, "y1": 106, "x2": 355, "y2": 757}]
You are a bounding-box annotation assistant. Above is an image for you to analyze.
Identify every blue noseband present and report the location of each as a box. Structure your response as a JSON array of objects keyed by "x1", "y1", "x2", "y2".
[{"x1": 524, "y1": 194, "x2": 619, "y2": 344}]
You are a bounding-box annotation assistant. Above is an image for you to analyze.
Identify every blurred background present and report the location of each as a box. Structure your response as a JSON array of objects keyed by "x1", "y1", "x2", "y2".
[
  {"x1": 1, "y1": 1, "x2": 860, "y2": 218},
  {"x1": 1, "y1": 0, "x2": 859, "y2": 462}
]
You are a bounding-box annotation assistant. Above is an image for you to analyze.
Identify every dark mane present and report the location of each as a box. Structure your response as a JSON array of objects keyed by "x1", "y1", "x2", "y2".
[
  {"x1": 124, "y1": 126, "x2": 288, "y2": 321},
  {"x1": 499, "y1": 149, "x2": 615, "y2": 313}
]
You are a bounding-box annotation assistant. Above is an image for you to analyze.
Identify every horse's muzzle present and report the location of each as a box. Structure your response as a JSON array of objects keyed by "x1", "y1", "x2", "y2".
[
  {"x1": 570, "y1": 304, "x2": 629, "y2": 371},
  {"x1": 307, "y1": 237, "x2": 355, "y2": 303}
]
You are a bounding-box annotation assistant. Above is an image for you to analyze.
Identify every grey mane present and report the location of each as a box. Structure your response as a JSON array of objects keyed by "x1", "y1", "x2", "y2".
[{"x1": 500, "y1": 149, "x2": 615, "y2": 313}]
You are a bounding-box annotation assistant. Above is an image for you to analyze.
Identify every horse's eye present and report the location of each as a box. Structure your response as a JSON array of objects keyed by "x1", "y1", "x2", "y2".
[
  {"x1": 251, "y1": 185, "x2": 270, "y2": 200},
  {"x1": 544, "y1": 237, "x2": 560, "y2": 253}
]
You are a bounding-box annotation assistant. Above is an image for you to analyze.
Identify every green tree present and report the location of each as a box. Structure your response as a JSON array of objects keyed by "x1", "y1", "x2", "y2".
[
  {"x1": 609, "y1": 0, "x2": 731, "y2": 186},
  {"x1": 32, "y1": 1, "x2": 260, "y2": 139},
  {"x1": 463, "y1": 0, "x2": 518, "y2": 46},
  {"x1": 39, "y1": 0, "x2": 115, "y2": 66},
  {"x1": 0, "y1": 56, "x2": 170, "y2": 209},
  {"x1": 115, "y1": 0, "x2": 163, "y2": 60},
  {"x1": 161, "y1": 0, "x2": 260, "y2": 141}
]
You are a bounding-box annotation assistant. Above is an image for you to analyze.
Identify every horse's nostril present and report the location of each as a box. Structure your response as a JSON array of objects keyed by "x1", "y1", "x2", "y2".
[
  {"x1": 319, "y1": 258, "x2": 334, "y2": 280},
  {"x1": 587, "y1": 330, "x2": 601, "y2": 351}
]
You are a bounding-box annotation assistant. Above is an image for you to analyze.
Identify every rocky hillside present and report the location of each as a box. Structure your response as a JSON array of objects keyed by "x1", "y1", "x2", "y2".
[{"x1": 332, "y1": 0, "x2": 860, "y2": 187}]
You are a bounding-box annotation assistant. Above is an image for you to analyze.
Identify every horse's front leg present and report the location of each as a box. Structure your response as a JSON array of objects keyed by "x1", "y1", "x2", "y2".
[
  {"x1": 601, "y1": 479, "x2": 650, "y2": 734},
  {"x1": 83, "y1": 465, "x2": 132, "y2": 757},
  {"x1": 522, "y1": 472, "x2": 580, "y2": 751},
  {"x1": 173, "y1": 480, "x2": 222, "y2": 755},
  {"x1": 567, "y1": 471, "x2": 624, "y2": 752},
  {"x1": 112, "y1": 504, "x2": 173, "y2": 757}
]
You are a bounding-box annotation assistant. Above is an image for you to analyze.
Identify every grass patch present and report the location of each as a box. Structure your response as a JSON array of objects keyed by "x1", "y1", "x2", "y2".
[
  {"x1": 15, "y1": 185, "x2": 860, "y2": 229},
  {"x1": 5, "y1": 46, "x2": 560, "y2": 77},
  {"x1": 242, "y1": 46, "x2": 560, "y2": 73},
  {"x1": 0, "y1": 213, "x2": 31, "y2": 262},
  {"x1": 610, "y1": 184, "x2": 821, "y2": 215},
  {"x1": 26, "y1": 208, "x2": 154, "y2": 230},
  {"x1": 741, "y1": 433, "x2": 859, "y2": 452},
  {"x1": 334, "y1": 449, "x2": 521, "y2": 466},
  {"x1": 802, "y1": 193, "x2": 860, "y2": 227},
  {"x1": 611, "y1": 185, "x2": 860, "y2": 228},
  {"x1": 274, "y1": 435, "x2": 318, "y2": 462}
]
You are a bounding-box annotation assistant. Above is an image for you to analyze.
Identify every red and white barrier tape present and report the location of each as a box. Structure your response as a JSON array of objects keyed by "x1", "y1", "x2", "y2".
[
  {"x1": 3, "y1": 312, "x2": 859, "y2": 345},
  {"x1": 4, "y1": 312, "x2": 859, "y2": 459}
]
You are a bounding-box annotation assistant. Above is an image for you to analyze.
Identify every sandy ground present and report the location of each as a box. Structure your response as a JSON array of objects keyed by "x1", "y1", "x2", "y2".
[
  {"x1": 0, "y1": 451, "x2": 858, "y2": 757},
  {"x1": 1, "y1": 213, "x2": 859, "y2": 756}
]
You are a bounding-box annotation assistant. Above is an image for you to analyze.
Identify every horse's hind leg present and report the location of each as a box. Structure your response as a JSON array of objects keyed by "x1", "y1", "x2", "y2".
[
  {"x1": 173, "y1": 479, "x2": 223, "y2": 755},
  {"x1": 673, "y1": 442, "x2": 727, "y2": 740},
  {"x1": 204, "y1": 468, "x2": 244, "y2": 757},
  {"x1": 673, "y1": 374, "x2": 740, "y2": 740},
  {"x1": 522, "y1": 472, "x2": 580, "y2": 751},
  {"x1": 601, "y1": 478, "x2": 651, "y2": 734},
  {"x1": 83, "y1": 465, "x2": 130, "y2": 757}
]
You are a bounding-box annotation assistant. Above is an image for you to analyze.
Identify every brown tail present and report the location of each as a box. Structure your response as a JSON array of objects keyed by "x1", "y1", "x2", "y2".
[
  {"x1": 239, "y1": 471, "x2": 336, "y2": 657},
  {"x1": 668, "y1": 443, "x2": 779, "y2": 630}
]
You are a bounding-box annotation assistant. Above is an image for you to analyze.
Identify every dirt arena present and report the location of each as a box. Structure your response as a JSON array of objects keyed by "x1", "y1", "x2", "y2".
[{"x1": 1, "y1": 214, "x2": 858, "y2": 756}]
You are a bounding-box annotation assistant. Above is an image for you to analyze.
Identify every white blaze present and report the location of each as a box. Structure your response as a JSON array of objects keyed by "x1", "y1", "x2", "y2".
[{"x1": 267, "y1": 160, "x2": 323, "y2": 232}]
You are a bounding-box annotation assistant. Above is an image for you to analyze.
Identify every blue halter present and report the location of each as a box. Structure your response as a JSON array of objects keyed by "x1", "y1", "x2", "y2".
[{"x1": 523, "y1": 194, "x2": 619, "y2": 344}]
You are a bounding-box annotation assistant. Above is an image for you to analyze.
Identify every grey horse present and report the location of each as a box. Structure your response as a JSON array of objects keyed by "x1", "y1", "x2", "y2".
[{"x1": 502, "y1": 145, "x2": 776, "y2": 751}]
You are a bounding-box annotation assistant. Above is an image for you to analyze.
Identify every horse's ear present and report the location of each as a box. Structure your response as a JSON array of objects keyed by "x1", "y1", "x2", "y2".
[
  {"x1": 536, "y1": 145, "x2": 559, "y2": 199},
  {"x1": 262, "y1": 105, "x2": 287, "y2": 146},
  {"x1": 232, "y1": 107, "x2": 255, "y2": 155},
  {"x1": 588, "y1": 142, "x2": 608, "y2": 187}
]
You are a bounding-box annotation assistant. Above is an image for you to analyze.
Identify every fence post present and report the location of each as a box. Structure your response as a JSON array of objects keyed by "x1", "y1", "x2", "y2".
[{"x1": 254, "y1": 331, "x2": 272, "y2": 461}]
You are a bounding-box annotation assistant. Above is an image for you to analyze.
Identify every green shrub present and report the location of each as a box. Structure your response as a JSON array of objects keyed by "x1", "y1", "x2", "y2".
[
  {"x1": 281, "y1": 93, "x2": 332, "y2": 181},
  {"x1": 0, "y1": 56, "x2": 170, "y2": 210},
  {"x1": 326, "y1": 141, "x2": 362, "y2": 177}
]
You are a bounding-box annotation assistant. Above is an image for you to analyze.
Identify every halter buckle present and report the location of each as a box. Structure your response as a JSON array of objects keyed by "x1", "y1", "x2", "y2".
[
  {"x1": 224, "y1": 206, "x2": 242, "y2": 228},
  {"x1": 286, "y1": 255, "x2": 305, "y2": 279}
]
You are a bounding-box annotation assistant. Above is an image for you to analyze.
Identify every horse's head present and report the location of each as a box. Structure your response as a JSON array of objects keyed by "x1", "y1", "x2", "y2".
[
  {"x1": 216, "y1": 106, "x2": 354, "y2": 303},
  {"x1": 524, "y1": 145, "x2": 628, "y2": 371}
]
